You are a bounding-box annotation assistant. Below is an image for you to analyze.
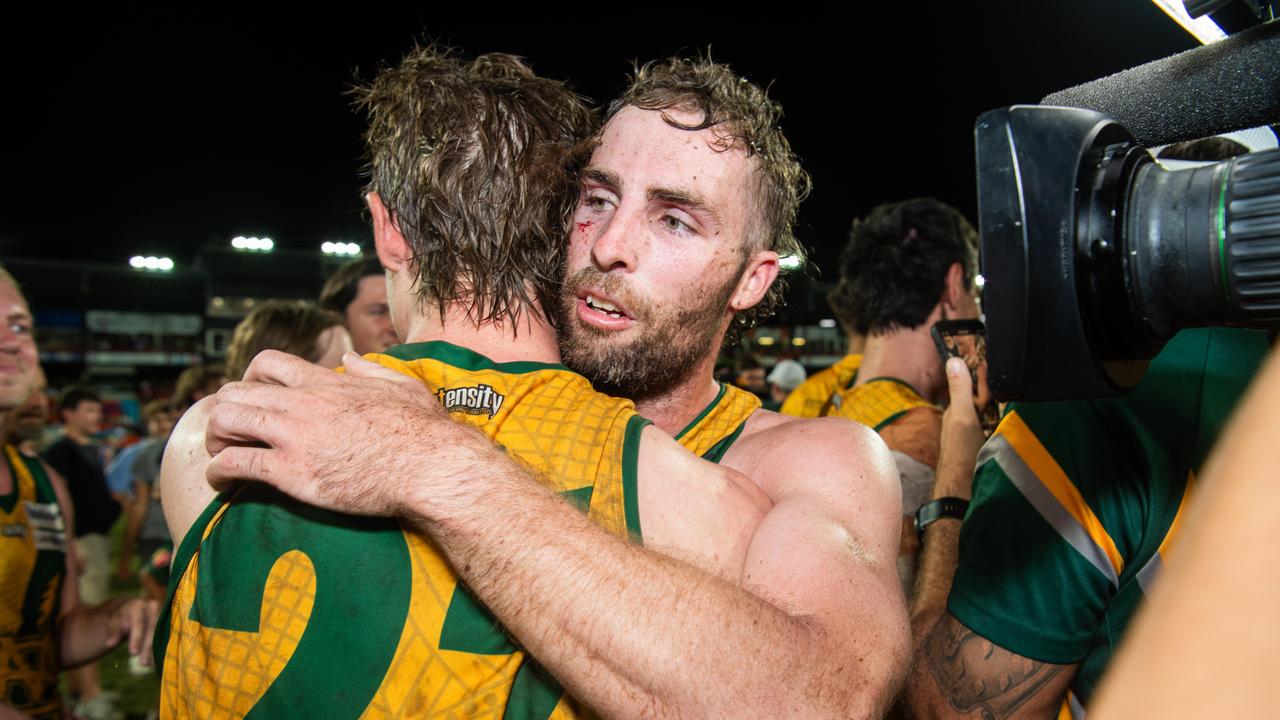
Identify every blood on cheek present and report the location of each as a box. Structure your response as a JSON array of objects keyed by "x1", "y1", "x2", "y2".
[{"x1": 576, "y1": 220, "x2": 594, "y2": 235}]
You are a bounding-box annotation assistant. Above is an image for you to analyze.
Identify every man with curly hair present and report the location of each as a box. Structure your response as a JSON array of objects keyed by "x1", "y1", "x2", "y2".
[
  {"x1": 825, "y1": 198, "x2": 981, "y2": 591},
  {"x1": 203, "y1": 54, "x2": 909, "y2": 717}
]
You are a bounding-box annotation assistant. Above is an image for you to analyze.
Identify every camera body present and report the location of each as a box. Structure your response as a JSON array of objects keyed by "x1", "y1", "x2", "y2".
[{"x1": 978, "y1": 105, "x2": 1280, "y2": 401}]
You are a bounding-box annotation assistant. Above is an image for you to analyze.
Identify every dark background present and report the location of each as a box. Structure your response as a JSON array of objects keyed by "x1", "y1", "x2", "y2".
[{"x1": 0, "y1": 4, "x2": 1197, "y2": 280}]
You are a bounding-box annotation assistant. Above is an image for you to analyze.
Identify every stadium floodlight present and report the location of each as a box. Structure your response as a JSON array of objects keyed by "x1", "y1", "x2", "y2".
[
  {"x1": 321, "y1": 241, "x2": 362, "y2": 257},
  {"x1": 232, "y1": 235, "x2": 274, "y2": 252},
  {"x1": 131, "y1": 255, "x2": 174, "y2": 272}
]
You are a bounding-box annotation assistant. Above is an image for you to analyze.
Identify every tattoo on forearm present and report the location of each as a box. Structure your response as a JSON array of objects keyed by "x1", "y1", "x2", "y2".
[{"x1": 923, "y1": 615, "x2": 1067, "y2": 719}]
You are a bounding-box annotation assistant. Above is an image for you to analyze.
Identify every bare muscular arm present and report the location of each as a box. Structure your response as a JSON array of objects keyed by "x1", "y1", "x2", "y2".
[
  {"x1": 159, "y1": 397, "x2": 218, "y2": 546},
  {"x1": 204, "y1": 351, "x2": 911, "y2": 718}
]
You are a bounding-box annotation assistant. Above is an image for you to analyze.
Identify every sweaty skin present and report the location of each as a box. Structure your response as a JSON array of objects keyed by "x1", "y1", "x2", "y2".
[{"x1": 183, "y1": 104, "x2": 910, "y2": 717}]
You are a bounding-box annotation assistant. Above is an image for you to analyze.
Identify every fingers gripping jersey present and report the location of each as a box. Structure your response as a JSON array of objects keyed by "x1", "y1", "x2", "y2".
[
  {"x1": 0, "y1": 444, "x2": 68, "y2": 720},
  {"x1": 157, "y1": 341, "x2": 647, "y2": 719},
  {"x1": 780, "y1": 354, "x2": 862, "y2": 418},
  {"x1": 673, "y1": 383, "x2": 761, "y2": 463}
]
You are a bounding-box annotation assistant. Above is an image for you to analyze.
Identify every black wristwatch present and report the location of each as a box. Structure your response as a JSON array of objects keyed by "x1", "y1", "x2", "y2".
[{"x1": 915, "y1": 497, "x2": 970, "y2": 544}]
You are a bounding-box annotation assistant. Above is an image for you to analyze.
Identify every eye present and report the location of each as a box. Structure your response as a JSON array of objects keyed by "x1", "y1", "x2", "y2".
[
  {"x1": 9, "y1": 322, "x2": 31, "y2": 335},
  {"x1": 582, "y1": 194, "x2": 612, "y2": 213},
  {"x1": 660, "y1": 214, "x2": 689, "y2": 234}
]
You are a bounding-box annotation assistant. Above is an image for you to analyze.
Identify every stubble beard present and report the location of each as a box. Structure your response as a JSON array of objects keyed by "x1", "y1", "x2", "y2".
[{"x1": 558, "y1": 267, "x2": 739, "y2": 403}]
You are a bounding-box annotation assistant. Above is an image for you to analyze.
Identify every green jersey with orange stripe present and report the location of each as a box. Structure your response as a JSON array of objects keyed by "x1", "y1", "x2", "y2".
[
  {"x1": 947, "y1": 327, "x2": 1269, "y2": 711},
  {"x1": 156, "y1": 341, "x2": 647, "y2": 719}
]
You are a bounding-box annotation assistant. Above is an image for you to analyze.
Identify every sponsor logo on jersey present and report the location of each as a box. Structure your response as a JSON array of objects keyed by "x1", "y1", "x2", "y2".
[
  {"x1": 23, "y1": 502, "x2": 67, "y2": 553},
  {"x1": 437, "y1": 384, "x2": 506, "y2": 419}
]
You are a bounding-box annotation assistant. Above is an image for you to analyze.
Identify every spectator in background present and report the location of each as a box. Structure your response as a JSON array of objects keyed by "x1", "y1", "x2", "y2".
[
  {"x1": 1, "y1": 267, "x2": 156, "y2": 720},
  {"x1": 172, "y1": 362, "x2": 226, "y2": 410},
  {"x1": 731, "y1": 353, "x2": 769, "y2": 401},
  {"x1": 319, "y1": 255, "x2": 399, "y2": 354},
  {"x1": 117, "y1": 400, "x2": 173, "y2": 585},
  {"x1": 780, "y1": 281, "x2": 864, "y2": 418},
  {"x1": 763, "y1": 358, "x2": 806, "y2": 411},
  {"x1": 827, "y1": 198, "x2": 981, "y2": 592},
  {"x1": 41, "y1": 386, "x2": 124, "y2": 714},
  {"x1": 223, "y1": 300, "x2": 350, "y2": 381}
]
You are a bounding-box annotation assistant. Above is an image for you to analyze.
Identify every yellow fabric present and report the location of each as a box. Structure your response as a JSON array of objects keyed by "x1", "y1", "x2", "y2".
[
  {"x1": 162, "y1": 350, "x2": 638, "y2": 719},
  {"x1": 830, "y1": 377, "x2": 933, "y2": 430},
  {"x1": 780, "y1": 354, "x2": 861, "y2": 418},
  {"x1": 675, "y1": 383, "x2": 761, "y2": 459},
  {"x1": 0, "y1": 444, "x2": 62, "y2": 720},
  {"x1": 1000, "y1": 411, "x2": 1125, "y2": 577}
]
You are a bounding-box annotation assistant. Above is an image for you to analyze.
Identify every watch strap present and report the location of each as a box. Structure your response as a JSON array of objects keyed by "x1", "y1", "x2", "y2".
[{"x1": 915, "y1": 496, "x2": 970, "y2": 543}]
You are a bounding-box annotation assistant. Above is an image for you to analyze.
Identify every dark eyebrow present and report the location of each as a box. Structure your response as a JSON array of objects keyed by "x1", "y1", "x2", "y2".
[
  {"x1": 648, "y1": 186, "x2": 720, "y2": 223},
  {"x1": 581, "y1": 166, "x2": 621, "y2": 191}
]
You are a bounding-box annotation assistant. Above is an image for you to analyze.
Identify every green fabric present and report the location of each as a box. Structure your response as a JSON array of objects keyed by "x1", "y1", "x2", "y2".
[
  {"x1": 674, "y1": 383, "x2": 727, "y2": 441},
  {"x1": 154, "y1": 490, "x2": 228, "y2": 669},
  {"x1": 948, "y1": 327, "x2": 1269, "y2": 704},
  {"x1": 506, "y1": 658, "x2": 567, "y2": 720},
  {"x1": 15, "y1": 453, "x2": 65, "y2": 637},
  {"x1": 193, "y1": 485, "x2": 411, "y2": 720},
  {"x1": 623, "y1": 415, "x2": 649, "y2": 542},
  {"x1": 382, "y1": 341, "x2": 569, "y2": 374},
  {"x1": 701, "y1": 421, "x2": 748, "y2": 464}
]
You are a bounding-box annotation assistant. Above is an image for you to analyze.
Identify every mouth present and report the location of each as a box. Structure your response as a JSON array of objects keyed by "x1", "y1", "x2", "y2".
[{"x1": 576, "y1": 290, "x2": 635, "y2": 331}]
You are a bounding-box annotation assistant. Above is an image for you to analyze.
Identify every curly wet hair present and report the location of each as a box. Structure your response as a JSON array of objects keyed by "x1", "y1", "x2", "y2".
[
  {"x1": 835, "y1": 198, "x2": 979, "y2": 335},
  {"x1": 608, "y1": 55, "x2": 811, "y2": 342},
  {"x1": 355, "y1": 46, "x2": 595, "y2": 327}
]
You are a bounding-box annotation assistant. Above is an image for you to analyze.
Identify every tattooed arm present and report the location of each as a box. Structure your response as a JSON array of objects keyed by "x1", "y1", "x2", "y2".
[
  {"x1": 907, "y1": 612, "x2": 1076, "y2": 719},
  {"x1": 904, "y1": 361, "x2": 1077, "y2": 718}
]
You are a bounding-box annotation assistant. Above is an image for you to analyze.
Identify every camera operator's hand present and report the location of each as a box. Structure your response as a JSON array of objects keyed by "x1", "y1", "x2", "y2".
[{"x1": 934, "y1": 358, "x2": 989, "y2": 500}]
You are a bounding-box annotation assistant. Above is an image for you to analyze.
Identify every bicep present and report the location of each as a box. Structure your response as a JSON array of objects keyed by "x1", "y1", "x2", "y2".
[
  {"x1": 912, "y1": 612, "x2": 1076, "y2": 719},
  {"x1": 161, "y1": 398, "x2": 219, "y2": 543},
  {"x1": 635, "y1": 426, "x2": 770, "y2": 577},
  {"x1": 741, "y1": 420, "x2": 911, "y2": 686}
]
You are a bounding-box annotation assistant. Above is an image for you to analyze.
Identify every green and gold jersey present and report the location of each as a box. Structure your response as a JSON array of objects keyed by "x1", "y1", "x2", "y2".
[
  {"x1": 673, "y1": 383, "x2": 761, "y2": 463},
  {"x1": 779, "y1": 354, "x2": 861, "y2": 419},
  {"x1": 0, "y1": 444, "x2": 68, "y2": 720},
  {"x1": 156, "y1": 341, "x2": 648, "y2": 719},
  {"x1": 948, "y1": 328, "x2": 1269, "y2": 712},
  {"x1": 829, "y1": 376, "x2": 933, "y2": 431}
]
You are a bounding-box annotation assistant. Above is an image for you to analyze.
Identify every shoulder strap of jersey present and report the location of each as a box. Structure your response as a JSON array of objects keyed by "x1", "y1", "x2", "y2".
[
  {"x1": 837, "y1": 377, "x2": 934, "y2": 431},
  {"x1": 675, "y1": 383, "x2": 762, "y2": 463},
  {"x1": 2, "y1": 444, "x2": 38, "y2": 508}
]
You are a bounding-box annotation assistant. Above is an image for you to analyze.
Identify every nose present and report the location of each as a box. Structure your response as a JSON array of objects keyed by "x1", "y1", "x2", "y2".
[{"x1": 588, "y1": 210, "x2": 639, "y2": 273}]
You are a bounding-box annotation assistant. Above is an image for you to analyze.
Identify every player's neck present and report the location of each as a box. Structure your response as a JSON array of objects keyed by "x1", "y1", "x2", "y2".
[
  {"x1": 398, "y1": 301, "x2": 561, "y2": 365},
  {"x1": 631, "y1": 351, "x2": 723, "y2": 438},
  {"x1": 857, "y1": 327, "x2": 946, "y2": 404}
]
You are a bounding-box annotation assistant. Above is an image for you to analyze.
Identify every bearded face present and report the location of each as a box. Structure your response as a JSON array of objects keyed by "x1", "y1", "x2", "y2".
[{"x1": 558, "y1": 264, "x2": 740, "y2": 401}]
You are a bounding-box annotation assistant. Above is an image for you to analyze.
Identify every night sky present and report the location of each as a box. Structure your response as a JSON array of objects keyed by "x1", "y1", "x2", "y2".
[{"x1": 1, "y1": 4, "x2": 1197, "y2": 283}]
